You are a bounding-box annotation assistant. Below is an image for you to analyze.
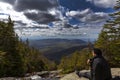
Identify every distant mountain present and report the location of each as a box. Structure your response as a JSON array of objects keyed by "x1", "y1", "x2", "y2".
[
  {"x1": 28, "y1": 39, "x2": 87, "y2": 63},
  {"x1": 44, "y1": 45, "x2": 87, "y2": 63}
]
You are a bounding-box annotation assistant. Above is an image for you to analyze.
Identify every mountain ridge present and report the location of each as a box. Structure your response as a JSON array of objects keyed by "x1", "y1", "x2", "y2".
[{"x1": 28, "y1": 39, "x2": 87, "y2": 63}]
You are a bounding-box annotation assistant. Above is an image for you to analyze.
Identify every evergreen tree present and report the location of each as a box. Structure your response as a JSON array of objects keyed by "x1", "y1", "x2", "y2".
[
  {"x1": 0, "y1": 17, "x2": 55, "y2": 77},
  {"x1": 0, "y1": 16, "x2": 26, "y2": 77}
]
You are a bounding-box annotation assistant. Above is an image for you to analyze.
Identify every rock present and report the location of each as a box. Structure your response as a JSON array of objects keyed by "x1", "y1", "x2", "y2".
[
  {"x1": 111, "y1": 68, "x2": 120, "y2": 77},
  {"x1": 0, "y1": 68, "x2": 119, "y2": 80},
  {"x1": 111, "y1": 68, "x2": 120, "y2": 80},
  {"x1": 60, "y1": 68, "x2": 120, "y2": 80},
  {"x1": 30, "y1": 75, "x2": 42, "y2": 80},
  {"x1": 36, "y1": 71, "x2": 49, "y2": 77},
  {"x1": 60, "y1": 72, "x2": 89, "y2": 80}
]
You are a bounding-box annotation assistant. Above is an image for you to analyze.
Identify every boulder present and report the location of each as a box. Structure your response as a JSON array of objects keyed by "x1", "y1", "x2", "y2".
[
  {"x1": 60, "y1": 72, "x2": 89, "y2": 80},
  {"x1": 111, "y1": 68, "x2": 120, "y2": 80},
  {"x1": 60, "y1": 68, "x2": 120, "y2": 80},
  {"x1": 30, "y1": 75, "x2": 42, "y2": 80},
  {"x1": 111, "y1": 68, "x2": 120, "y2": 77}
]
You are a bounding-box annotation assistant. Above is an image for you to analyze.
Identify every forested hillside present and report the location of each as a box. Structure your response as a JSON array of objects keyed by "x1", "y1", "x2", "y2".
[
  {"x1": 29, "y1": 39, "x2": 87, "y2": 63},
  {"x1": 58, "y1": 48, "x2": 92, "y2": 74},
  {"x1": 0, "y1": 16, "x2": 56, "y2": 77}
]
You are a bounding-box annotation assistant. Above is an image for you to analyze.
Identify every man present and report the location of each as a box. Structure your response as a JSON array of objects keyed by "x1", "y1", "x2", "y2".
[
  {"x1": 88, "y1": 48, "x2": 112, "y2": 80},
  {"x1": 76, "y1": 48, "x2": 112, "y2": 80}
]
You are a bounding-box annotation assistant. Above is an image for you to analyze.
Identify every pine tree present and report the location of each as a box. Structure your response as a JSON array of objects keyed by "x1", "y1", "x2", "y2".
[{"x1": 0, "y1": 16, "x2": 26, "y2": 77}]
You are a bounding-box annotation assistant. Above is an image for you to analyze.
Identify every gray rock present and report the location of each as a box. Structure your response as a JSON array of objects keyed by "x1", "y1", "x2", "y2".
[
  {"x1": 30, "y1": 75, "x2": 42, "y2": 80},
  {"x1": 111, "y1": 68, "x2": 120, "y2": 77},
  {"x1": 60, "y1": 72, "x2": 89, "y2": 80},
  {"x1": 60, "y1": 68, "x2": 120, "y2": 80}
]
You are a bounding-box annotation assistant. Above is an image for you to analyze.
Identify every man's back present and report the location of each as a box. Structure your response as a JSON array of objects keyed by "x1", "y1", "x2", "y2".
[{"x1": 92, "y1": 56, "x2": 112, "y2": 80}]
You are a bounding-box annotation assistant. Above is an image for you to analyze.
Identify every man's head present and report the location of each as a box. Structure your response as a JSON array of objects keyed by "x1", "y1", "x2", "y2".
[{"x1": 92, "y1": 48, "x2": 102, "y2": 57}]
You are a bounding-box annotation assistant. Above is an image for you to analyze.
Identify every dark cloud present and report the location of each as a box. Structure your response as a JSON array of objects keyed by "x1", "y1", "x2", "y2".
[
  {"x1": 1, "y1": 0, "x2": 58, "y2": 11},
  {"x1": 15, "y1": 0, "x2": 58, "y2": 11},
  {"x1": 24, "y1": 11, "x2": 60, "y2": 24},
  {"x1": 0, "y1": 0, "x2": 58, "y2": 12},
  {"x1": 0, "y1": 0, "x2": 59, "y2": 24},
  {"x1": 0, "y1": 0, "x2": 15, "y2": 4},
  {"x1": 64, "y1": 23, "x2": 73, "y2": 28}
]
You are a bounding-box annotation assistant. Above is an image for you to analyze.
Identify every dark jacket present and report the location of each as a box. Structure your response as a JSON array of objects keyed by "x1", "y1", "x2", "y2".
[{"x1": 91, "y1": 56, "x2": 112, "y2": 80}]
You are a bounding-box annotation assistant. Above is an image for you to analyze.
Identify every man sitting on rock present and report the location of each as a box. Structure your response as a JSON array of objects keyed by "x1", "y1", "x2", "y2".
[{"x1": 77, "y1": 48, "x2": 112, "y2": 80}]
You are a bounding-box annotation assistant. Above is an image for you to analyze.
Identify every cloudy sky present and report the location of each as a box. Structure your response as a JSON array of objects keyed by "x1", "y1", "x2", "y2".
[{"x1": 0, "y1": 0, "x2": 117, "y2": 40}]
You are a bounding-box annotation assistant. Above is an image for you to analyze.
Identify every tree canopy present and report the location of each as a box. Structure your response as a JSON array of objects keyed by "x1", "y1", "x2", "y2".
[{"x1": 0, "y1": 17, "x2": 56, "y2": 77}]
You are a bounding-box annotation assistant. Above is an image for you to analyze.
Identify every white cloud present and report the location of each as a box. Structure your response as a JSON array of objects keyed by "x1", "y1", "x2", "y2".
[
  {"x1": 48, "y1": 8, "x2": 64, "y2": 20},
  {"x1": 81, "y1": 12, "x2": 108, "y2": 23},
  {"x1": 0, "y1": 2, "x2": 32, "y2": 23},
  {"x1": 17, "y1": 24, "x2": 101, "y2": 40},
  {"x1": 86, "y1": 0, "x2": 117, "y2": 8},
  {"x1": 25, "y1": 9, "x2": 39, "y2": 14},
  {"x1": 0, "y1": 2, "x2": 103, "y2": 40},
  {"x1": 0, "y1": 2, "x2": 43, "y2": 36},
  {"x1": 66, "y1": 8, "x2": 109, "y2": 23},
  {"x1": 66, "y1": 9, "x2": 91, "y2": 17}
]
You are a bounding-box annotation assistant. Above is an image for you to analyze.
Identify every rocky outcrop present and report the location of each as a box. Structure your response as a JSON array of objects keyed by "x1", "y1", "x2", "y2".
[
  {"x1": 0, "y1": 68, "x2": 119, "y2": 80},
  {"x1": 60, "y1": 68, "x2": 120, "y2": 80}
]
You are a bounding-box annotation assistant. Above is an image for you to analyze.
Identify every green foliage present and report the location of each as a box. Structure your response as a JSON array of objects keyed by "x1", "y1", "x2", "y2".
[
  {"x1": 0, "y1": 17, "x2": 56, "y2": 77},
  {"x1": 58, "y1": 48, "x2": 92, "y2": 74},
  {"x1": 0, "y1": 51, "x2": 9, "y2": 77},
  {"x1": 95, "y1": 0, "x2": 120, "y2": 67},
  {"x1": 0, "y1": 17, "x2": 26, "y2": 77}
]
